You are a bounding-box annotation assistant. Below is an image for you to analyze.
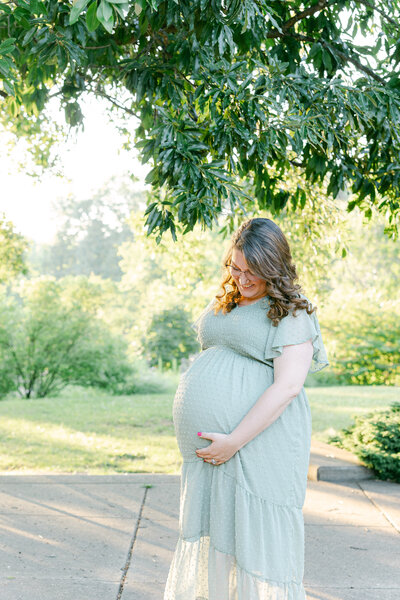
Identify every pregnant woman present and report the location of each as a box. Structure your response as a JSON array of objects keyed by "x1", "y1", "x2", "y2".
[{"x1": 164, "y1": 217, "x2": 329, "y2": 600}]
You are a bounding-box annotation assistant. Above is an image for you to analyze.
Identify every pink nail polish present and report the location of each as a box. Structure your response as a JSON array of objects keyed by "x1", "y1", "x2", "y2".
[{"x1": 197, "y1": 432, "x2": 202, "y2": 436}]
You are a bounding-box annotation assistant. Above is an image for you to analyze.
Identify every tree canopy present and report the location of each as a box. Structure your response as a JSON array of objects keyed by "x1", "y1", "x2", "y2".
[{"x1": 1, "y1": 1, "x2": 400, "y2": 240}]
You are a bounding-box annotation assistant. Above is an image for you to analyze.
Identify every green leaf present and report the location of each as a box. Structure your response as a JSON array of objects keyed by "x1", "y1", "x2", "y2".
[
  {"x1": 223, "y1": 25, "x2": 235, "y2": 54},
  {"x1": 322, "y1": 48, "x2": 332, "y2": 72},
  {"x1": 56, "y1": 45, "x2": 68, "y2": 72},
  {"x1": 308, "y1": 42, "x2": 321, "y2": 59},
  {"x1": 97, "y1": 0, "x2": 112, "y2": 21},
  {"x1": 3, "y1": 78, "x2": 15, "y2": 96},
  {"x1": 145, "y1": 167, "x2": 158, "y2": 184},
  {"x1": 69, "y1": 0, "x2": 91, "y2": 25},
  {"x1": 97, "y1": 0, "x2": 114, "y2": 31},
  {"x1": 113, "y1": 2, "x2": 129, "y2": 18},
  {"x1": 96, "y1": 0, "x2": 114, "y2": 33},
  {"x1": 0, "y1": 38, "x2": 16, "y2": 54},
  {"x1": 218, "y1": 28, "x2": 225, "y2": 56},
  {"x1": 0, "y1": 3, "x2": 11, "y2": 14},
  {"x1": 21, "y1": 27, "x2": 36, "y2": 47},
  {"x1": 86, "y1": 2, "x2": 100, "y2": 31}
]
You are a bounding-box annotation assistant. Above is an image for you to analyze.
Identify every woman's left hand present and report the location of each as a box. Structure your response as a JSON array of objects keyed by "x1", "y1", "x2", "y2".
[{"x1": 195, "y1": 432, "x2": 238, "y2": 465}]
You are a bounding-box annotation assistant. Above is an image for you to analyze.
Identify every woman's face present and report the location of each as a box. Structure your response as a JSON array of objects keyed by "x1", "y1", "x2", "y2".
[{"x1": 230, "y1": 248, "x2": 267, "y2": 301}]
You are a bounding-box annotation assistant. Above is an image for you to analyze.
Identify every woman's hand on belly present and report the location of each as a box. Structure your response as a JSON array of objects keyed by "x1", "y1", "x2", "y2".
[{"x1": 195, "y1": 432, "x2": 239, "y2": 465}]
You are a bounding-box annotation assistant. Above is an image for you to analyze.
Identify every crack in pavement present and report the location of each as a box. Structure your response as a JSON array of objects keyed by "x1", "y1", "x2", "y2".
[{"x1": 116, "y1": 486, "x2": 149, "y2": 599}]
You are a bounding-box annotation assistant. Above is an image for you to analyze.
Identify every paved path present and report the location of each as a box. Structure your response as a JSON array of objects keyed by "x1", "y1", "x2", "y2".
[{"x1": 0, "y1": 446, "x2": 399, "y2": 600}]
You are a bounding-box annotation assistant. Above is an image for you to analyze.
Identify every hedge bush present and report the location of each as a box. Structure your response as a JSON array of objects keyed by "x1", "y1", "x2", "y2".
[{"x1": 329, "y1": 402, "x2": 400, "y2": 482}]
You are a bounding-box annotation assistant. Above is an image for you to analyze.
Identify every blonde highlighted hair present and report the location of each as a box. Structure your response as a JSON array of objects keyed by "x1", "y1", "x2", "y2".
[{"x1": 213, "y1": 218, "x2": 316, "y2": 326}]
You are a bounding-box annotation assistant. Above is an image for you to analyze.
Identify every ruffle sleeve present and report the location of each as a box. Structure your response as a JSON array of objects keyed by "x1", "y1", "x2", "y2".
[{"x1": 264, "y1": 305, "x2": 329, "y2": 374}]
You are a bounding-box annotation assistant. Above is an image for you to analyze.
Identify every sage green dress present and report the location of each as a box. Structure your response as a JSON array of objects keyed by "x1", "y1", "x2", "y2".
[{"x1": 164, "y1": 294, "x2": 329, "y2": 600}]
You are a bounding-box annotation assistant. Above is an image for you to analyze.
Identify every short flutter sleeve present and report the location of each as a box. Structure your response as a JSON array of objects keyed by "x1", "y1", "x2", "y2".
[{"x1": 264, "y1": 306, "x2": 329, "y2": 374}]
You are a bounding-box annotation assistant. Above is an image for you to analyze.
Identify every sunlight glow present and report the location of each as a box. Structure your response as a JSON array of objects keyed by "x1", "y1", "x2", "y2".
[{"x1": 0, "y1": 99, "x2": 149, "y2": 243}]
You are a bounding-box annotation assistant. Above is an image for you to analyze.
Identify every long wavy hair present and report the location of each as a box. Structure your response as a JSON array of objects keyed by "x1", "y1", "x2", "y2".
[{"x1": 213, "y1": 218, "x2": 316, "y2": 326}]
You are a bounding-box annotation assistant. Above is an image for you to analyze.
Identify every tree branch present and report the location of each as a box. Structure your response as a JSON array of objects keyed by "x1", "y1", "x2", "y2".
[
  {"x1": 295, "y1": 32, "x2": 387, "y2": 85},
  {"x1": 289, "y1": 159, "x2": 305, "y2": 168},
  {"x1": 92, "y1": 88, "x2": 138, "y2": 116},
  {"x1": 281, "y1": 0, "x2": 329, "y2": 31},
  {"x1": 353, "y1": 0, "x2": 399, "y2": 28},
  {"x1": 83, "y1": 44, "x2": 112, "y2": 50},
  {"x1": 326, "y1": 42, "x2": 387, "y2": 85},
  {"x1": 268, "y1": 24, "x2": 387, "y2": 85},
  {"x1": 173, "y1": 67, "x2": 196, "y2": 89},
  {"x1": 265, "y1": 0, "x2": 390, "y2": 84},
  {"x1": 274, "y1": 0, "x2": 399, "y2": 33},
  {"x1": 48, "y1": 89, "x2": 64, "y2": 100}
]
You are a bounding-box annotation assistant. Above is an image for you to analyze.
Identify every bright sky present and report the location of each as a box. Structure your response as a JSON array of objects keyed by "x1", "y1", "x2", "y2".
[{"x1": 0, "y1": 98, "x2": 150, "y2": 243}]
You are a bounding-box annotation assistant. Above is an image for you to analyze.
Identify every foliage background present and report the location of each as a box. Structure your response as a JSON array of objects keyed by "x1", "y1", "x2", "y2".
[{"x1": 0, "y1": 176, "x2": 394, "y2": 393}]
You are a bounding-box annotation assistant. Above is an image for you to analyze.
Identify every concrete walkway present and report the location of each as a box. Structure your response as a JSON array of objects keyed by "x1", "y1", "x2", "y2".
[{"x1": 0, "y1": 443, "x2": 399, "y2": 600}]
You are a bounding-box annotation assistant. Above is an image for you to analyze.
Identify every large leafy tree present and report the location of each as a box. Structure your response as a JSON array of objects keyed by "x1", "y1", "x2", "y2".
[{"x1": 1, "y1": 1, "x2": 400, "y2": 240}]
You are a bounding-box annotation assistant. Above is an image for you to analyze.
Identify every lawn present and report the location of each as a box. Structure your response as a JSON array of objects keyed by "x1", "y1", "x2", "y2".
[{"x1": 0, "y1": 385, "x2": 397, "y2": 474}]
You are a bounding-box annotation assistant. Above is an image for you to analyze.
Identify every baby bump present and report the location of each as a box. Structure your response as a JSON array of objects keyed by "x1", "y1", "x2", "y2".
[{"x1": 173, "y1": 346, "x2": 273, "y2": 461}]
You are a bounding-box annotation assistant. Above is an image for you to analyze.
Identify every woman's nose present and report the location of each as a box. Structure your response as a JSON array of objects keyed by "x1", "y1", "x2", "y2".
[{"x1": 238, "y1": 272, "x2": 250, "y2": 284}]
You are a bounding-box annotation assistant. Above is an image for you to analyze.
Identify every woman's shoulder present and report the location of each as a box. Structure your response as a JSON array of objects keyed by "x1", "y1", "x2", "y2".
[
  {"x1": 283, "y1": 293, "x2": 318, "y2": 323},
  {"x1": 294, "y1": 292, "x2": 316, "y2": 310},
  {"x1": 206, "y1": 297, "x2": 218, "y2": 311},
  {"x1": 298, "y1": 291, "x2": 312, "y2": 303}
]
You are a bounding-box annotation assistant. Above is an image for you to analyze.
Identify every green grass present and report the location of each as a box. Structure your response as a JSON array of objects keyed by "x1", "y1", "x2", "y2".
[
  {"x1": 306, "y1": 386, "x2": 399, "y2": 441},
  {"x1": 0, "y1": 385, "x2": 397, "y2": 474},
  {"x1": 0, "y1": 387, "x2": 180, "y2": 474}
]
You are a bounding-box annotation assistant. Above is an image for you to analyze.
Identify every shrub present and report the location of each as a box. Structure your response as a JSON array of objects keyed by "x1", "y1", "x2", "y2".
[
  {"x1": 107, "y1": 355, "x2": 178, "y2": 395},
  {"x1": 0, "y1": 279, "x2": 135, "y2": 398},
  {"x1": 329, "y1": 402, "x2": 400, "y2": 482}
]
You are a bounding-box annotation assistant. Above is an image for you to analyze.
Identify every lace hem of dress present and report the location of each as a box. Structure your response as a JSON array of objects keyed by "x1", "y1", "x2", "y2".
[{"x1": 164, "y1": 535, "x2": 306, "y2": 600}]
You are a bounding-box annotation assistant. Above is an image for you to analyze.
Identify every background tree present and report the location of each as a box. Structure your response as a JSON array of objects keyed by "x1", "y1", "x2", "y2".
[
  {"x1": 142, "y1": 306, "x2": 199, "y2": 368},
  {"x1": 1, "y1": 1, "x2": 400, "y2": 241},
  {"x1": 0, "y1": 277, "x2": 134, "y2": 398},
  {"x1": 29, "y1": 177, "x2": 141, "y2": 280},
  {"x1": 0, "y1": 214, "x2": 28, "y2": 282},
  {"x1": 324, "y1": 211, "x2": 400, "y2": 301},
  {"x1": 118, "y1": 210, "x2": 224, "y2": 356}
]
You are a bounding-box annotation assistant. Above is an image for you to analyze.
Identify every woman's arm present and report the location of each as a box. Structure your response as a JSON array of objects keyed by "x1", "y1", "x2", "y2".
[{"x1": 229, "y1": 339, "x2": 313, "y2": 450}]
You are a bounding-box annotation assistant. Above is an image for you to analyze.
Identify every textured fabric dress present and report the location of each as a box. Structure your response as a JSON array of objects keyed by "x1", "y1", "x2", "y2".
[{"x1": 164, "y1": 294, "x2": 329, "y2": 600}]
